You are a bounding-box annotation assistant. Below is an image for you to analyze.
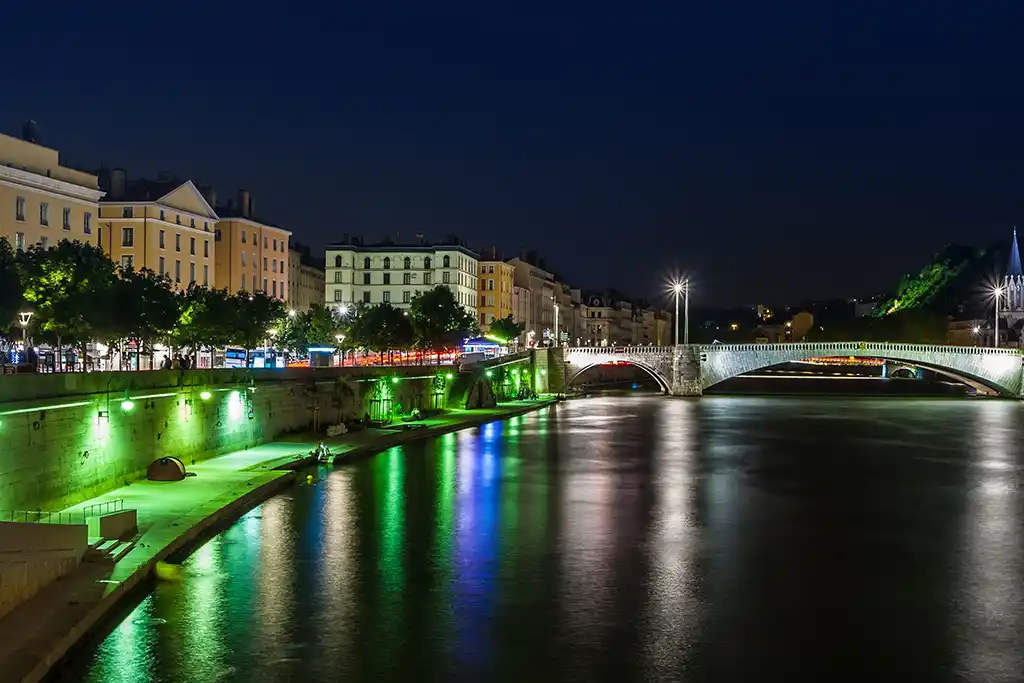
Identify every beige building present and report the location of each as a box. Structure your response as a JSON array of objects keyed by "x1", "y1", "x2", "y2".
[
  {"x1": 288, "y1": 244, "x2": 325, "y2": 311},
  {"x1": 0, "y1": 122, "x2": 104, "y2": 252},
  {"x1": 213, "y1": 190, "x2": 291, "y2": 301},
  {"x1": 97, "y1": 172, "x2": 217, "y2": 289}
]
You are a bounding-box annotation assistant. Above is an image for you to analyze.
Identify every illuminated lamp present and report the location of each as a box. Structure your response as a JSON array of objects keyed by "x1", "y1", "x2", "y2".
[
  {"x1": 445, "y1": 373, "x2": 453, "y2": 380},
  {"x1": 200, "y1": 391, "x2": 212, "y2": 400}
]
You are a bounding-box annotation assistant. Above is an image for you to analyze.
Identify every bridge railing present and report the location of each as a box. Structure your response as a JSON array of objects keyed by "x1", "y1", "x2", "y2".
[{"x1": 565, "y1": 342, "x2": 1020, "y2": 356}]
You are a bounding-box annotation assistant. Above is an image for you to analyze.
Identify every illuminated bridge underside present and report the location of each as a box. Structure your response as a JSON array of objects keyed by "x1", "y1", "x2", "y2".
[{"x1": 563, "y1": 343, "x2": 1024, "y2": 397}]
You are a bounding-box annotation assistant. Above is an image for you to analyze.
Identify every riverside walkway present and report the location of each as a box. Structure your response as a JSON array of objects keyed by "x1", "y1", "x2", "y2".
[{"x1": 0, "y1": 398, "x2": 556, "y2": 683}]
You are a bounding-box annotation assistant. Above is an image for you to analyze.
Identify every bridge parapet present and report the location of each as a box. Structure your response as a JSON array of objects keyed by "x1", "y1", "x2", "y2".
[{"x1": 564, "y1": 343, "x2": 1024, "y2": 398}]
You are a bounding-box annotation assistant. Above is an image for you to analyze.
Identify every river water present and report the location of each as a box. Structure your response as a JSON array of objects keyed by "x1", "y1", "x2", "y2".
[{"x1": 57, "y1": 396, "x2": 1024, "y2": 682}]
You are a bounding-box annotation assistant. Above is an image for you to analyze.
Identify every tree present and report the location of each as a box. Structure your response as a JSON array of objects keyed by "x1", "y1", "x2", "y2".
[
  {"x1": 348, "y1": 303, "x2": 413, "y2": 358},
  {"x1": 18, "y1": 240, "x2": 118, "y2": 366},
  {"x1": 0, "y1": 238, "x2": 23, "y2": 341},
  {"x1": 231, "y1": 290, "x2": 285, "y2": 361},
  {"x1": 173, "y1": 285, "x2": 236, "y2": 359},
  {"x1": 305, "y1": 304, "x2": 343, "y2": 347},
  {"x1": 409, "y1": 285, "x2": 477, "y2": 352},
  {"x1": 101, "y1": 268, "x2": 179, "y2": 367},
  {"x1": 488, "y1": 314, "x2": 524, "y2": 344}
]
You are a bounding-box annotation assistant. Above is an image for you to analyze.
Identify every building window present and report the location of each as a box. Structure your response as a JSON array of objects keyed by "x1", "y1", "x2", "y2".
[
  {"x1": 203, "y1": 265, "x2": 209, "y2": 287},
  {"x1": 382, "y1": 291, "x2": 391, "y2": 303},
  {"x1": 363, "y1": 256, "x2": 371, "y2": 269},
  {"x1": 363, "y1": 273, "x2": 371, "y2": 285},
  {"x1": 252, "y1": 275, "x2": 257, "y2": 292},
  {"x1": 334, "y1": 289, "x2": 343, "y2": 302},
  {"x1": 242, "y1": 230, "x2": 247, "y2": 244},
  {"x1": 442, "y1": 271, "x2": 450, "y2": 284},
  {"x1": 480, "y1": 295, "x2": 486, "y2": 306},
  {"x1": 273, "y1": 238, "x2": 277, "y2": 251},
  {"x1": 121, "y1": 255, "x2": 134, "y2": 271},
  {"x1": 122, "y1": 207, "x2": 134, "y2": 219},
  {"x1": 98, "y1": 227, "x2": 102, "y2": 246},
  {"x1": 362, "y1": 291, "x2": 371, "y2": 303},
  {"x1": 264, "y1": 236, "x2": 268, "y2": 249},
  {"x1": 488, "y1": 279, "x2": 494, "y2": 291},
  {"x1": 14, "y1": 232, "x2": 25, "y2": 251},
  {"x1": 489, "y1": 265, "x2": 494, "y2": 274},
  {"x1": 381, "y1": 257, "x2": 390, "y2": 269},
  {"x1": 159, "y1": 256, "x2": 165, "y2": 276},
  {"x1": 175, "y1": 234, "x2": 181, "y2": 252},
  {"x1": 190, "y1": 218, "x2": 195, "y2": 229},
  {"x1": 403, "y1": 257, "x2": 411, "y2": 269},
  {"x1": 334, "y1": 271, "x2": 343, "y2": 283},
  {"x1": 84, "y1": 212, "x2": 92, "y2": 235},
  {"x1": 488, "y1": 295, "x2": 494, "y2": 306},
  {"x1": 480, "y1": 313, "x2": 486, "y2": 325},
  {"x1": 403, "y1": 291, "x2": 411, "y2": 303},
  {"x1": 272, "y1": 260, "x2": 277, "y2": 273},
  {"x1": 15, "y1": 197, "x2": 25, "y2": 221},
  {"x1": 263, "y1": 277, "x2": 268, "y2": 291},
  {"x1": 424, "y1": 257, "x2": 431, "y2": 269},
  {"x1": 215, "y1": 229, "x2": 222, "y2": 242},
  {"x1": 175, "y1": 260, "x2": 181, "y2": 283},
  {"x1": 176, "y1": 215, "x2": 181, "y2": 225},
  {"x1": 189, "y1": 262, "x2": 196, "y2": 284},
  {"x1": 204, "y1": 240, "x2": 209, "y2": 258},
  {"x1": 334, "y1": 255, "x2": 343, "y2": 267},
  {"x1": 38, "y1": 236, "x2": 48, "y2": 249},
  {"x1": 204, "y1": 221, "x2": 209, "y2": 232},
  {"x1": 39, "y1": 203, "x2": 49, "y2": 226},
  {"x1": 242, "y1": 251, "x2": 247, "y2": 266},
  {"x1": 424, "y1": 272, "x2": 433, "y2": 285},
  {"x1": 272, "y1": 280, "x2": 277, "y2": 297},
  {"x1": 122, "y1": 227, "x2": 134, "y2": 247},
  {"x1": 443, "y1": 255, "x2": 450, "y2": 268},
  {"x1": 383, "y1": 273, "x2": 391, "y2": 285},
  {"x1": 403, "y1": 273, "x2": 412, "y2": 285},
  {"x1": 263, "y1": 257, "x2": 268, "y2": 271},
  {"x1": 62, "y1": 207, "x2": 71, "y2": 230},
  {"x1": 480, "y1": 264, "x2": 486, "y2": 274},
  {"x1": 190, "y1": 237, "x2": 196, "y2": 255}
]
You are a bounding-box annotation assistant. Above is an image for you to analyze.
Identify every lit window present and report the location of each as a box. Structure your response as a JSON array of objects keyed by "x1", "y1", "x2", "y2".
[{"x1": 383, "y1": 291, "x2": 390, "y2": 303}]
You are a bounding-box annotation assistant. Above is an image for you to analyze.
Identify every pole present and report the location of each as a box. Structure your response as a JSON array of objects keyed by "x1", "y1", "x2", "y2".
[
  {"x1": 991, "y1": 292, "x2": 999, "y2": 350},
  {"x1": 683, "y1": 279, "x2": 690, "y2": 345},
  {"x1": 674, "y1": 289, "x2": 679, "y2": 345}
]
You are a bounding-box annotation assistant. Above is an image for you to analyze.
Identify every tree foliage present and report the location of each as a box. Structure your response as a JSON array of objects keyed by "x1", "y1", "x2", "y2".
[
  {"x1": 0, "y1": 238, "x2": 22, "y2": 339},
  {"x1": 348, "y1": 303, "x2": 413, "y2": 351},
  {"x1": 409, "y1": 285, "x2": 477, "y2": 351},
  {"x1": 488, "y1": 314, "x2": 524, "y2": 343}
]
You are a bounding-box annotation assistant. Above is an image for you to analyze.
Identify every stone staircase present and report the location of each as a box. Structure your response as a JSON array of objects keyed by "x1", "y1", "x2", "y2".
[{"x1": 84, "y1": 536, "x2": 138, "y2": 564}]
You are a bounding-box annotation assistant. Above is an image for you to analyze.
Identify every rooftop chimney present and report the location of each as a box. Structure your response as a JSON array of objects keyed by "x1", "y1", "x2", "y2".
[
  {"x1": 21, "y1": 120, "x2": 39, "y2": 144},
  {"x1": 110, "y1": 168, "x2": 127, "y2": 199},
  {"x1": 237, "y1": 188, "x2": 251, "y2": 218}
]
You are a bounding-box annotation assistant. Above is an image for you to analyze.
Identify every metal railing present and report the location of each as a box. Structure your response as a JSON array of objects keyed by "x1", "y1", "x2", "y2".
[{"x1": 0, "y1": 499, "x2": 125, "y2": 525}]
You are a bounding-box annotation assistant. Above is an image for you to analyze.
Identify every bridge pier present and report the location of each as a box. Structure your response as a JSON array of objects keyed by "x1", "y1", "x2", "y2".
[{"x1": 670, "y1": 345, "x2": 703, "y2": 396}]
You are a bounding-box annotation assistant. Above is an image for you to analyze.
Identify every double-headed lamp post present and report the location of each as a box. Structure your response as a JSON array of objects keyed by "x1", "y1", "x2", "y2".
[
  {"x1": 994, "y1": 286, "x2": 1004, "y2": 348},
  {"x1": 670, "y1": 279, "x2": 690, "y2": 345},
  {"x1": 17, "y1": 311, "x2": 33, "y2": 351}
]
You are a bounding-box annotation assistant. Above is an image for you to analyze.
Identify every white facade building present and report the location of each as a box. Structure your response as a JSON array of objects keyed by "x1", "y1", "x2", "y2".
[{"x1": 325, "y1": 243, "x2": 478, "y2": 316}]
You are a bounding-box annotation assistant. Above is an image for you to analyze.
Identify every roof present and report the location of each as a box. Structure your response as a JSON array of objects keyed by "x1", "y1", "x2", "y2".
[{"x1": 327, "y1": 242, "x2": 480, "y2": 258}]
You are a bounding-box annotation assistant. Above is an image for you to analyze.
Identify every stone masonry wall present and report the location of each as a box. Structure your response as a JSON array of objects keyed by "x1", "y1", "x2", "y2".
[{"x1": 0, "y1": 369, "x2": 455, "y2": 512}]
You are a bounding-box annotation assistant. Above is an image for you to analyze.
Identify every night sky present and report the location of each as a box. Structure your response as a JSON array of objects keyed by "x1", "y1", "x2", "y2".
[{"x1": 7, "y1": 1, "x2": 1024, "y2": 306}]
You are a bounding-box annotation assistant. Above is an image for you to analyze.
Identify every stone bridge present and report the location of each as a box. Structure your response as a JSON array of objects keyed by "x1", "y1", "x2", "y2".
[{"x1": 559, "y1": 343, "x2": 1024, "y2": 397}]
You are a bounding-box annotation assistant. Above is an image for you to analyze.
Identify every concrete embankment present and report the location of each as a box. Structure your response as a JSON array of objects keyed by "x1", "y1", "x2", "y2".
[{"x1": 0, "y1": 398, "x2": 556, "y2": 683}]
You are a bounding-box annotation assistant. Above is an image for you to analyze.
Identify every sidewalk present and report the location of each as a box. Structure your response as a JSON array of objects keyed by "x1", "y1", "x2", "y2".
[{"x1": 0, "y1": 397, "x2": 556, "y2": 683}]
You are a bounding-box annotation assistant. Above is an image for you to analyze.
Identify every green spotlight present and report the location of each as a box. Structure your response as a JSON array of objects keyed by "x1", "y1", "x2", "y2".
[
  {"x1": 391, "y1": 376, "x2": 400, "y2": 384},
  {"x1": 199, "y1": 391, "x2": 212, "y2": 400},
  {"x1": 445, "y1": 373, "x2": 453, "y2": 380},
  {"x1": 121, "y1": 398, "x2": 135, "y2": 412},
  {"x1": 485, "y1": 370, "x2": 493, "y2": 377}
]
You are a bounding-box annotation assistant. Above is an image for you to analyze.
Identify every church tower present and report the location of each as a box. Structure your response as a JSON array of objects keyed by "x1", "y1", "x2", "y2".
[{"x1": 1003, "y1": 227, "x2": 1024, "y2": 322}]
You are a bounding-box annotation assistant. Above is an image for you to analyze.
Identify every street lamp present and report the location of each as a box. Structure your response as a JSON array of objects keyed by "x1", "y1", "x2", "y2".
[
  {"x1": 994, "y1": 286, "x2": 1004, "y2": 348},
  {"x1": 553, "y1": 300, "x2": 560, "y2": 347},
  {"x1": 671, "y1": 282, "x2": 682, "y2": 345},
  {"x1": 17, "y1": 310, "x2": 33, "y2": 352},
  {"x1": 335, "y1": 333, "x2": 345, "y2": 366}
]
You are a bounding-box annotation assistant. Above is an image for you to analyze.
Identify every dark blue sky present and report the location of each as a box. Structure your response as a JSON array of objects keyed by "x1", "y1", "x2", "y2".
[{"x1": 6, "y1": 1, "x2": 1024, "y2": 306}]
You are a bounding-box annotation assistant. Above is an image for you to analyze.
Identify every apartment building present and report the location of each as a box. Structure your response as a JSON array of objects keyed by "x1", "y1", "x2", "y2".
[
  {"x1": 288, "y1": 243, "x2": 326, "y2": 311},
  {"x1": 0, "y1": 122, "x2": 103, "y2": 252},
  {"x1": 97, "y1": 171, "x2": 216, "y2": 289},
  {"x1": 325, "y1": 238, "x2": 478, "y2": 315},
  {"x1": 476, "y1": 250, "x2": 514, "y2": 330},
  {"x1": 213, "y1": 189, "x2": 291, "y2": 301}
]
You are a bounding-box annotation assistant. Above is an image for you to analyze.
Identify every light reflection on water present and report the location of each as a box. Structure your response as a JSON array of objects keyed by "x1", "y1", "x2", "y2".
[{"x1": 57, "y1": 396, "x2": 1024, "y2": 683}]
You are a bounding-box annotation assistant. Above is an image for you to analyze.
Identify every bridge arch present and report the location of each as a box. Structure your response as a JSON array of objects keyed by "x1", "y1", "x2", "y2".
[
  {"x1": 698, "y1": 342, "x2": 1023, "y2": 396},
  {"x1": 564, "y1": 351, "x2": 673, "y2": 394}
]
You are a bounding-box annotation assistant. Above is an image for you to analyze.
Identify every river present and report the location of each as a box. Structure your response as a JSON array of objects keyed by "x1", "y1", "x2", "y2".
[{"x1": 55, "y1": 395, "x2": 1024, "y2": 682}]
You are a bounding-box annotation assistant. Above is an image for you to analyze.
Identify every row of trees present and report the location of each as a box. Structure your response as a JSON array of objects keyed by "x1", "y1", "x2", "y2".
[{"x1": 0, "y1": 238, "x2": 521, "y2": 365}]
